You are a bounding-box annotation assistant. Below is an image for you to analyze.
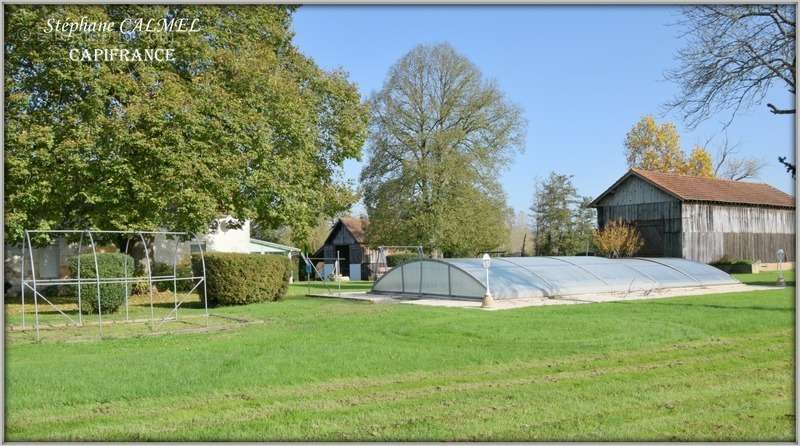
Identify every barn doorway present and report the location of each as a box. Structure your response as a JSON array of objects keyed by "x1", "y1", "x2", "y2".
[
  {"x1": 635, "y1": 221, "x2": 666, "y2": 256},
  {"x1": 335, "y1": 245, "x2": 350, "y2": 277}
]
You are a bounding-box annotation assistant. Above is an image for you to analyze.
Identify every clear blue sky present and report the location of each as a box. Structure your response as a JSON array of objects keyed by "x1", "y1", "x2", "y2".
[{"x1": 292, "y1": 5, "x2": 795, "y2": 214}]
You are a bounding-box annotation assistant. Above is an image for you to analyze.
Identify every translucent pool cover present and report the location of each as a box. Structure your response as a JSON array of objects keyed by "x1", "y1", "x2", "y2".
[{"x1": 371, "y1": 257, "x2": 739, "y2": 299}]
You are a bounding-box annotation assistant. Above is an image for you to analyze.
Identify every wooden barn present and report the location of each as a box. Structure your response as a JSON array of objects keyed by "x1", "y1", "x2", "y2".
[
  {"x1": 590, "y1": 169, "x2": 795, "y2": 263},
  {"x1": 313, "y1": 217, "x2": 377, "y2": 280}
]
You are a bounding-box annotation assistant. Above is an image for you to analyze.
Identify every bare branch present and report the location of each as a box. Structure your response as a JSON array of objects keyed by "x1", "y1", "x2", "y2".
[
  {"x1": 665, "y1": 5, "x2": 796, "y2": 128},
  {"x1": 767, "y1": 103, "x2": 796, "y2": 114}
]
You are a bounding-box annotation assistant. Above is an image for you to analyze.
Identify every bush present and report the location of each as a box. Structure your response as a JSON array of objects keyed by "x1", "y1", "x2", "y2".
[
  {"x1": 593, "y1": 220, "x2": 644, "y2": 258},
  {"x1": 712, "y1": 256, "x2": 754, "y2": 266},
  {"x1": 131, "y1": 280, "x2": 151, "y2": 295},
  {"x1": 192, "y1": 253, "x2": 291, "y2": 306},
  {"x1": 68, "y1": 253, "x2": 134, "y2": 314},
  {"x1": 386, "y1": 252, "x2": 422, "y2": 267},
  {"x1": 151, "y1": 261, "x2": 194, "y2": 292}
]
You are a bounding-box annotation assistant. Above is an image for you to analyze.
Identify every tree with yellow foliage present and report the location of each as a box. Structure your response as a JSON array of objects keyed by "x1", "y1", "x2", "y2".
[
  {"x1": 593, "y1": 220, "x2": 644, "y2": 258},
  {"x1": 624, "y1": 116, "x2": 714, "y2": 177},
  {"x1": 624, "y1": 116, "x2": 685, "y2": 173},
  {"x1": 682, "y1": 146, "x2": 715, "y2": 177}
]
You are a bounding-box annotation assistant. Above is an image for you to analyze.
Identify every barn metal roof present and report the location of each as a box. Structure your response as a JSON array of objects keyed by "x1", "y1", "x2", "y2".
[
  {"x1": 371, "y1": 256, "x2": 739, "y2": 300},
  {"x1": 591, "y1": 169, "x2": 795, "y2": 208}
]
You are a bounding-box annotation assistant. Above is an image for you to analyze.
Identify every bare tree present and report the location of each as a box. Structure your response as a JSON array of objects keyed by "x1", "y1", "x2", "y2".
[
  {"x1": 710, "y1": 134, "x2": 765, "y2": 181},
  {"x1": 666, "y1": 5, "x2": 795, "y2": 128}
]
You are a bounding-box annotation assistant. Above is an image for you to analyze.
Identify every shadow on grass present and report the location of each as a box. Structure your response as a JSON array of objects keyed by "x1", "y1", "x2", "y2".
[
  {"x1": 618, "y1": 300, "x2": 793, "y2": 313},
  {"x1": 5, "y1": 294, "x2": 80, "y2": 305},
  {"x1": 148, "y1": 300, "x2": 206, "y2": 309},
  {"x1": 742, "y1": 280, "x2": 795, "y2": 287}
]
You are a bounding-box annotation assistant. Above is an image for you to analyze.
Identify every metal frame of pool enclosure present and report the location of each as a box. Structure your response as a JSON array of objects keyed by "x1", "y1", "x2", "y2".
[
  {"x1": 20, "y1": 229, "x2": 208, "y2": 341},
  {"x1": 371, "y1": 256, "x2": 740, "y2": 299}
]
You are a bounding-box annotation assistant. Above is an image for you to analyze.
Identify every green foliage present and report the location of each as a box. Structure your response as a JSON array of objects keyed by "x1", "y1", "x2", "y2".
[
  {"x1": 361, "y1": 43, "x2": 524, "y2": 257},
  {"x1": 5, "y1": 5, "x2": 368, "y2": 245},
  {"x1": 386, "y1": 252, "x2": 422, "y2": 267},
  {"x1": 67, "y1": 253, "x2": 134, "y2": 314},
  {"x1": 151, "y1": 261, "x2": 194, "y2": 292},
  {"x1": 192, "y1": 253, "x2": 290, "y2": 305},
  {"x1": 530, "y1": 173, "x2": 595, "y2": 256},
  {"x1": 131, "y1": 280, "x2": 151, "y2": 296}
]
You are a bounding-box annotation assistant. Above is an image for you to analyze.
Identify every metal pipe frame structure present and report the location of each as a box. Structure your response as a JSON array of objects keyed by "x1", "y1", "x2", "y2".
[
  {"x1": 373, "y1": 245, "x2": 424, "y2": 282},
  {"x1": 20, "y1": 229, "x2": 208, "y2": 341},
  {"x1": 301, "y1": 254, "x2": 342, "y2": 295}
]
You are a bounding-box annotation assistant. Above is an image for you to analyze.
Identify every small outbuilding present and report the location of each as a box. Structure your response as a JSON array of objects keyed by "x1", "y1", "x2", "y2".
[
  {"x1": 313, "y1": 217, "x2": 376, "y2": 280},
  {"x1": 590, "y1": 169, "x2": 795, "y2": 263}
]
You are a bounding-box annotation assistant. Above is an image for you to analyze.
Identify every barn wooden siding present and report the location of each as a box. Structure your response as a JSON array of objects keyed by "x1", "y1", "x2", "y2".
[
  {"x1": 595, "y1": 176, "x2": 683, "y2": 257},
  {"x1": 323, "y1": 223, "x2": 358, "y2": 260},
  {"x1": 682, "y1": 203, "x2": 795, "y2": 263},
  {"x1": 596, "y1": 176, "x2": 675, "y2": 206},
  {"x1": 597, "y1": 201, "x2": 682, "y2": 257},
  {"x1": 594, "y1": 175, "x2": 795, "y2": 263}
]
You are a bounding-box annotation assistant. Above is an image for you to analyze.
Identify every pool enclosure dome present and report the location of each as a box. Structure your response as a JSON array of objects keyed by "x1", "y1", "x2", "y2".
[{"x1": 371, "y1": 256, "x2": 739, "y2": 299}]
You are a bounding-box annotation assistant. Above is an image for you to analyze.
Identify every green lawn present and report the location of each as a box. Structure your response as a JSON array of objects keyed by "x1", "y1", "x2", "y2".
[{"x1": 4, "y1": 273, "x2": 795, "y2": 441}]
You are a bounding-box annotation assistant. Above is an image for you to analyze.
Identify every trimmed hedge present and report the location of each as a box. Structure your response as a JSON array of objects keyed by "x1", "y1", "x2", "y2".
[
  {"x1": 192, "y1": 253, "x2": 291, "y2": 306},
  {"x1": 68, "y1": 252, "x2": 134, "y2": 314},
  {"x1": 386, "y1": 252, "x2": 422, "y2": 267},
  {"x1": 712, "y1": 256, "x2": 754, "y2": 266}
]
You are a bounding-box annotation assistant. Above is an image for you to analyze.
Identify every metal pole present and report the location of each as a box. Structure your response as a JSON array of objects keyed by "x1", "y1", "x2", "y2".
[
  {"x1": 86, "y1": 231, "x2": 103, "y2": 338},
  {"x1": 77, "y1": 233, "x2": 84, "y2": 325},
  {"x1": 172, "y1": 237, "x2": 179, "y2": 321},
  {"x1": 138, "y1": 232, "x2": 156, "y2": 329},
  {"x1": 336, "y1": 251, "x2": 341, "y2": 295},
  {"x1": 20, "y1": 239, "x2": 25, "y2": 329},
  {"x1": 194, "y1": 236, "x2": 209, "y2": 328},
  {"x1": 123, "y1": 238, "x2": 131, "y2": 322},
  {"x1": 25, "y1": 232, "x2": 40, "y2": 341},
  {"x1": 417, "y1": 246, "x2": 423, "y2": 296}
]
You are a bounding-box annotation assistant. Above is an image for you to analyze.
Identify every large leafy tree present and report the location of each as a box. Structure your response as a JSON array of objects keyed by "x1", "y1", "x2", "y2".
[
  {"x1": 5, "y1": 5, "x2": 368, "y2": 246},
  {"x1": 360, "y1": 43, "x2": 524, "y2": 257}
]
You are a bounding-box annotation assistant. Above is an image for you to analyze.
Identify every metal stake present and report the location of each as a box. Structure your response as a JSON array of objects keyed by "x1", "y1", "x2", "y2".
[
  {"x1": 24, "y1": 231, "x2": 40, "y2": 340},
  {"x1": 138, "y1": 232, "x2": 155, "y2": 329},
  {"x1": 20, "y1": 239, "x2": 25, "y2": 329},
  {"x1": 172, "y1": 237, "x2": 179, "y2": 321},
  {"x1": 77, "y1": 233, "x2": 84, "y2": 325},
  {"x1": 86, "y1": 231, "x2": 103, "y2": 338},
  {"x1": 123, "y1": 238, "x2": 131, "y2": 322}
]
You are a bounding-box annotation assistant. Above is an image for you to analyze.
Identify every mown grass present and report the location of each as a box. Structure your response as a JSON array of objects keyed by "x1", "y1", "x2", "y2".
[{"x1": 4, "y1": 272, "x2": 795, "y2": 441}]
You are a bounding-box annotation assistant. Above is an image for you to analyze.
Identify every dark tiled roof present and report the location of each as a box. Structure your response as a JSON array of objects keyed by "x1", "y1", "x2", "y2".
[{"x1": 592, "y1": 168, "x2": 795, "y2": 208}]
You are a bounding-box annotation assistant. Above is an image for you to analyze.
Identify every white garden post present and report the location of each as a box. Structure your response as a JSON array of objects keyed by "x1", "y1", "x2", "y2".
[{"x1": 481, "y1": 253, "x2": 494, "y2": 309}]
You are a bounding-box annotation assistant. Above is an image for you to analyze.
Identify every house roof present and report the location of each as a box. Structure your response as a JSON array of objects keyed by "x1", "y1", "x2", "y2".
[
  {"x1": 591, "y1": 168, "x2": 795, "y2": 208},
  {"x1": 338, "y1": 217, "x2": 367, "y2": 244},
  {"x1": 312, "y1": 217, "x2": 369, "y2": 258}
]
